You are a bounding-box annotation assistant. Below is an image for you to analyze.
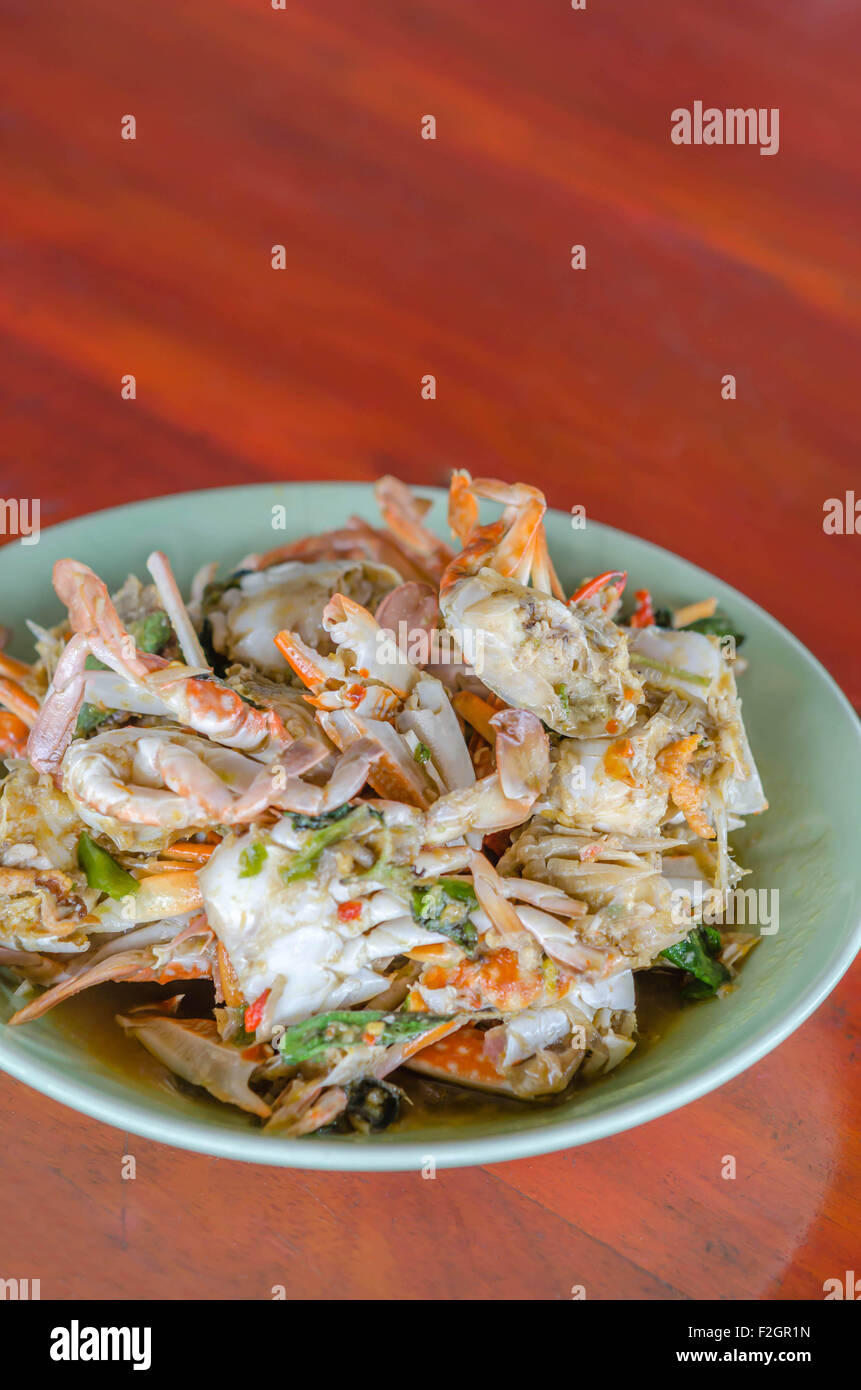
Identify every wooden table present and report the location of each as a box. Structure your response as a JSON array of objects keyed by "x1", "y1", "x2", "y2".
[{"x1": 1, "y1": 1, "x2": 858, "y2": 1300}]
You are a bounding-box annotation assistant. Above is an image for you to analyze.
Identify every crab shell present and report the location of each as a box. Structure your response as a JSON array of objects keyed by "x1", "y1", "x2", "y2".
[
  {"x1": 440, "y1": 568, "x2": 641, "y2": 737},
  {"x1": 208, "y1": 560, "x2": 402, "y2": 677}
]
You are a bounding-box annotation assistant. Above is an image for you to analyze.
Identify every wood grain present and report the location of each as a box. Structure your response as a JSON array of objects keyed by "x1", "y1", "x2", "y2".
[{"x1": 0, "y1": 0, "x2": 858, "y2": 1300}]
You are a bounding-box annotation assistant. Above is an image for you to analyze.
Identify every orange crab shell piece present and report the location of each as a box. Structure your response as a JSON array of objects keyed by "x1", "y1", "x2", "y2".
[
  {"x1": 656, "y1": 734, "x2": 716, "y2": 840},
  {"x1": 405, "y1": 1025, "x2": 515, "y2": 1094},
  {"x1": 0, "y1": 651, "x2": 32, "y2": 681},
  {"x1": 421, "y1": 948, "x2": 544, "y2": 1013},
  {"x1": 0, "y1": 710, "x2": 30, "y2": 757},
  {"x1": 0, "y1": 677, "x2": 40, "y2": 727}
]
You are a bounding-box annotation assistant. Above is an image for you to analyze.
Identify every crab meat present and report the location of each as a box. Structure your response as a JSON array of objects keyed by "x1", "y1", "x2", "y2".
[
  {"x1": 206, "y1": 559, "x2": 402, "y2": 677},
  {"x1": 198, "y1": 827, "x2": 452, "y2": 1031}
]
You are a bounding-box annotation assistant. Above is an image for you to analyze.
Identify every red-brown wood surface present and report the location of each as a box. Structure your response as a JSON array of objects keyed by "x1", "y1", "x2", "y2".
[{"x1": 0, "y1": 1, "x2": 858, "y2": 1300}]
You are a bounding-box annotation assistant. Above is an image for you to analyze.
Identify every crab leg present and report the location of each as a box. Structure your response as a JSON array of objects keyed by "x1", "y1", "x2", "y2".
[
  {"x1": 92, "y1": 869, "x2": 204, "y2": 928},
  {"x1": 0, "y1": 676, "x2": 40, "y2": 727},
  {"x1": 451, "y1": 690, "x2": 501, "y2": 745},
  {"x1": 0, "y1": 650, "x2": 32, "y2": 681},
  {"x1": 438, "y1": 519, "x2": 507, "y2": 597},
  {"x1": 443, "y1": 473, "x2": 571, "y2": 607},
  {"x1": 273, "y1": 627, "x2": 340, "y2": 692},
  {"x1": 468, "y1": 850, "x2": 526, "y2": 940},
  {"x1": 8, "y1": 947, "x2": 163, "y2": 1024},
  {"x1": 8, "y1": 918, "x2": 214, "y2": 1025},
  {"x1": 245, "y1": 519, "x2": 433, "y2": 585},
  {"x1": 146, "y1": 550, "x2": 209, "y2": 669},
  {"x1": 27, "y1": 632, "x2": 93, "y2": 777},
  {"x1": 374, "y1": 475, "x2": 453, "y2": 577},
  {"x1": 530, "y1": 527, "x2": 566, "y2": 601},
  {"x1": 420, "y1": 710, "x2": 549, "y2": 844},
  {"x1": 468, "y1": 479, "x2": 547, "y2": 580},
  {"x1": 0, "y1": 710, "x2": 29, "y2": 757},
  {"x1": 50, "y1": 559, "x2": 292, "y2": 759},
  {"x1": 318, "y1": 708, "x2": 434, "y2": 808},
  {"x1": 323, "y1": 593, "x2": 417, "y2": 698},
  {"x1": 448, "y1": 469, "x2": 480, "y2": 544}
]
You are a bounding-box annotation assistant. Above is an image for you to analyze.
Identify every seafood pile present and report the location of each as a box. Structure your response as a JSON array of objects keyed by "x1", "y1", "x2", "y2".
[{"x1": 0, "y1": 475, "x2": 766, "y2": 1136}]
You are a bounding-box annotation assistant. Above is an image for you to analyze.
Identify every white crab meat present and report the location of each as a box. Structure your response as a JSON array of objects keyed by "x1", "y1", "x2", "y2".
[
  {"x1": 572, "y1": 968, "x2": 636, "y2": 1017},
  {"x1": 499, "y1": 1008, "x2": 571, "y2": 1066},
  {"x1": 397, "y1": 677, "x2": 476, "y2": 796},
  {"x1": 494, "y1": 971, "x2": 635, "y2": 1067},
  {"x1": 628, "y1": 626, "x2": 722, "y2": 698},
  {"x1": 440, "y1": 569, "x2": 640, "y2": 736},
  {"x1": 724, "y1": 723, "x2": 768, "y2": 815},
  {"x1": 539, "y1": 737, "x2": 668, "y2": 836},
  {"x1": 628, "y1": 627, "x2": 766, "y2": 814},
  {"x1": 0, "y1": 762, "x2": 88, "y2": 874},
  {"x1": 210, "y1": 560, "x2": 401, "y2": 676},
  {"x1": 198, "y1": 833, "x2": 448, "y2": 1029}
]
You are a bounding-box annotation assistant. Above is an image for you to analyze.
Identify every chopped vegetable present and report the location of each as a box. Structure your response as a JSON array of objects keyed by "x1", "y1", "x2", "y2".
[
  {"x1": 77, "y1": 831, "x2": 140, "y2": 900},
  {"x1": 686, "y1": 610, "x2": 745, "y2": 647},
  {"x1": 671, "y1": 597, "x2": 717, "y2": 629},
  {"x1": 411, "y1": 878, "x2": 479, "y2": 955},
  {"x1": 75, "y1": 702, "x2": 111, "y2": 737},
  {"x1": 631, "y1": 654, "x2": 712, "y2": 688},
  {"x1": 244, "y1": 989, "x2": 270, "y2": 1033},
  {"x1": 289, "y1": 803, "x2": 354, "y2": 831},
  {"x1": 277, "y1": 1010, "x2": 453, "y2": 1066},
  {"x1": 629, "y1": 589, "x2": 655, "y2": 629},
  {"x1": 281, "y1": 805, "x2": 377, "y2": 884},
  {"x1": 129, "y1": 610, "x2": 173, "y2": 655},
  {"x1": 554, "y1": 683, "x2": 571, "y2": 718},
  {"x1": 660, "y1": 926, "x2": 730, "y2": 999},
  {"x1": 413, "y1": 741, "x2": 431, "y2": 764},
  {"x1": 337, "y1": 899, "x2": 363, "y2": 922},
  {"x1": 201, "y1": 573, "x2": 246, "y2": 612},
  {"x1": 238, "y1": 841, "x2": 268, "y2": 878}
]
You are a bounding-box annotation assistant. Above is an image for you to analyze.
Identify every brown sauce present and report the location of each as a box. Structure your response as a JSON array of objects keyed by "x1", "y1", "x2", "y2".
[{"x1": 3, "y1": 969, "x2": 685, "y2": 1133}]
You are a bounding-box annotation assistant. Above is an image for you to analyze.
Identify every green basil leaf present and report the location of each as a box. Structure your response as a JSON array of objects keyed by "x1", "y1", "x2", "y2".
[
  {"x1": 281, "y1": 805, "x2": 375, "y2": 885},
  {"x1": 411, "y1": 878, "x2": 479, "y2": 955},
  {"x1": 661, "y1": 926, "x2": 730, "y2": 999},
  {"x1": 277, "y1": 1010, "x2": 452, "y2": 1066},
  {"x1": 686, "y1": 611, "x2": 745, "y2": 647}
]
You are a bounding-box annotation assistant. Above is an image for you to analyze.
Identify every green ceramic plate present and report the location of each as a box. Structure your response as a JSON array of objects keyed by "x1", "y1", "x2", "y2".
[{"x1": 0, "y1": 483, "x2": 858, "y2": 1170}]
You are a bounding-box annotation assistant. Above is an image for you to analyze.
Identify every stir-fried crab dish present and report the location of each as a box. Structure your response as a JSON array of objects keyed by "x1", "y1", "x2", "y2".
[{"x1": 0, "y1": 476, "x2": 766, "y2": 1136}]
